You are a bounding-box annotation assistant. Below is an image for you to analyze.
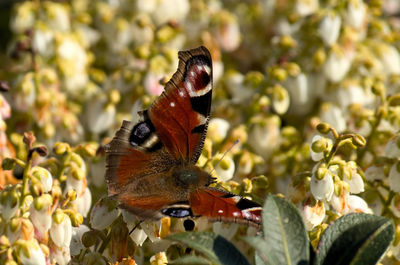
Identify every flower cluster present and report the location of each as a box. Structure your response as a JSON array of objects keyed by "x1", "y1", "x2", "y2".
[
  {"x1": 0, "y1": 133, "x2": 93, "y2": 264},
  {"x1": 1, "y1": 0, "x2": 400, "y2": 263}
]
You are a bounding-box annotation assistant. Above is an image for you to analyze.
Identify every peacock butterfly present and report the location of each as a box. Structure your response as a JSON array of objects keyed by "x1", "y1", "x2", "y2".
[{"x1": 105, "y1": 46, "x2": 261, "y2": 227}]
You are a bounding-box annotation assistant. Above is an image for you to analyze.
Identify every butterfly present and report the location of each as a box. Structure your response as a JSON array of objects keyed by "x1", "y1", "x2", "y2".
[{"x1": 105, "y1": 46, "x2": 261, "y2": 227}]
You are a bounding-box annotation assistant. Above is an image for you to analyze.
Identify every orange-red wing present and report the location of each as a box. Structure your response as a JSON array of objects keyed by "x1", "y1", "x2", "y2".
[
  {"x1": 148, "y1": 46, "x2": 212, "y2": 164},
  {"x1": 105, "y1": 120, "x2": 175, "y2": 196},
  {"x1": 189, "y1": 188, "x2": 262, "y2": 227}
]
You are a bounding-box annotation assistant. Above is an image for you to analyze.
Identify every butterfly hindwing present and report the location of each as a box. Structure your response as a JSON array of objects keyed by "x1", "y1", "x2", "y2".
[{"x1": 189, "y1": 188, "x2": 262, "y2": 226}]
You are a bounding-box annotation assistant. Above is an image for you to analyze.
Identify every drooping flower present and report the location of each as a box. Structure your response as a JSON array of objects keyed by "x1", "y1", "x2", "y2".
[
  {"x1": 248, "y1": 116, "x2": 281, "y2": 159},
  {"x1": 208, "y1": 118, "x2": 230, "y2": 144},
  {"x1": 31, "y1": 166, "x2": 53, "y2": 193},
  {"x1": 310, "y1": 135, "x2": 332, "y2": 162},
  {"x1": 310, "y1": 168, "x2": 334, "y2": 201},
  {"x1": 16, "y1": 239, "x2": 46, "y2": 265},
  {"x1": 319, "y1": 103, "x2": 347, "y2": 133},
  {"x1": 348, "y1": 195, "x2": 372, "y2": 214},
  {"x1": 323, "y1": 47, "x2": 353, "y2": 83},
  {"x1": 384, "y1": 135, "x2": 400, "y2": 159},
  {"x1": 70, "y1": 225, "x2": 90, "y2": 256},
  {"x1": 50, "y1": 209, "x2": 72, "y2": 248},
  {"x1": 90, "y1": 197, "x2": 120, "y2": 230},
  {"x1": 345, "y1": 0, "x2": 367, "y2": 29},
  {"x1": 318, "y1": 12, "x2": 341, "y2": 46},
  {"x1": 29, "y1": 194, "x2": 53, "y2": 240},
  {"x1": 302, "y1": 201, "x2": 326, "y2": 231}
]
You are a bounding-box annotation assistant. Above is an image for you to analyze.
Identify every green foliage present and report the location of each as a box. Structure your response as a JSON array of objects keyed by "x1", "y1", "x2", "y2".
[
  {"x1": 167, "y1": 195, "x2": 394, "y2": 265},
  {"x1": 315, "y1": 213, "x2": 394, "y2": 265},
  {"x1": 167, "y1": 231, "x2": 251, "y2": 265}
]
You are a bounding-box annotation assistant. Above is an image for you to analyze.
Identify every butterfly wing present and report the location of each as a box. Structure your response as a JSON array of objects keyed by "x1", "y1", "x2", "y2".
[
  {"x1": 105, "y1": 46, "x2": 213, "y2": 219},
  {"x1": 148, "y1": 46, "x2": 212, "y2": 163},
  {"x1": 189, "y1": 188, "x2": 262, "y2": 227}
]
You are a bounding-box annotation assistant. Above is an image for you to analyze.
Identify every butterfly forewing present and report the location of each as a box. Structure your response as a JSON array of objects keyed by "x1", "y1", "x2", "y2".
[{"x1": 148, "y1": 46, "x2": 213, "y2": 163}]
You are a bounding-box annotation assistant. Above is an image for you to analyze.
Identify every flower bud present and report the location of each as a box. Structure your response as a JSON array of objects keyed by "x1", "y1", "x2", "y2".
[
  {"x1": 74, "y1": 143, "x2": 98, "y2": 157},
  {"x1": 69, "y1": 212, "x2": 83, "y2": 227},
  {"x1": 2, "y1": 158, "x2": 16, "y2": 170},
  {"x1": 82, "y1": 230, "x2": 98, "y2": 248},
  {"x1": 316, "y1": 122, "x2": 331, "y2": 134},
  {"x1": 53, "y1": 142, "x2": 70, "y2": 155},
  {"x1": 352, "y1": 134, "x2": 366, "y2": 147}
]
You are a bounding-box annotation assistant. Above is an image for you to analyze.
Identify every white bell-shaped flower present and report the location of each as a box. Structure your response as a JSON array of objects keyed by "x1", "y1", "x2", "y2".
[
  {"x1": 348, "y1": 195, "x2": 372, "y2": 214},
  {"x1": 70, "y1": 225, "x2": 90, "y2": 256},
  {"x1": 29, "y1": 194, "x2": 53, "y2": 239},
  {"x1": 31, "y1": 166, "x2": 53, "y2": 193},
  {"x1": 90, "y1": 197, "x2": 120, "y2": 230},
  {"x1": 50, "y1": 210, "x2": 72, "y2": 248},
  {"x1": 318, "y1": 13, "x2": 341, "y2": 46},
  {"x1": 302, "y1": 202, "x2": 326, "y2": 231},
  {"x1": 208, "y1": 118, "x2": 230, "y2": 144},
  {"x1": 310, "y1": 169, "x2": 334, "y2": 201},
  {"x1": 17, "y1": 239, "x2": 46, "y2": 265}
]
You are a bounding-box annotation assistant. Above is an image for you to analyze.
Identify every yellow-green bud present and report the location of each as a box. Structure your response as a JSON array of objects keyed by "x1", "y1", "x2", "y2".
[
  {"x1": 286, "y1": 63, "x2": 301, "y2": 77},
  {"x1": 109, "y1": 89, "x2": 120, "y2": 105},
  {"x1": 2, "y1": 158, "x2": 16, "y2": 170},
  {"x1": 82, "y1": 231, "x2": 98, "y2": 248},
  {"x1": 33, "y1": 194, "x2": 52, "y2": 211},
  {"x1": 242, "y1": 178, "x2": 253, "y2": 193},
  {"x1": 0, "y1": 235, "x2": 10, "y2": 247},
  {"x1": 52, "y1": 209, "x2": 66, "y2": 224},
  {"x1": 270, "y1": 67, "x2": 287, "y2": 81},
  {"x1": 69, "y1": 212, "x2": 83, "y2": 227},
  {"x1": 313, "y1": 48, "x2": 326, "y2": 66},
  {"x1": 67, "y1": 190, "x2": 77, "y2": 201},
  {"x1": 252, "y1": 175, "x2": 269, "y2": 189},
  {"x1": 51, "y1": 184, "x2": 62, "y2": 199},
  {"x1": 311, "y1": 139, "x2": 327, "y2": 153},
  {"x1": 316, "y1": 122, "x2": 331, "y2": 134},
  {"x1": 316, "y1": 167, "x2": 328, "y2": 180},
  {"x1": 29, "y1": 180, "x2": 43, "y2": 197},
  {"x1": 372, "y1": 81, "x2": 385, "y2": 97},
  {"x1": 352, "y1": 134, "x2": 366, "y2": 147},
  {"x1": 53, "y1": 142, "x2": 70, "y2": 155},
  {"x1": 389, "y1": 93, "x2": 400, "y2": 106}
]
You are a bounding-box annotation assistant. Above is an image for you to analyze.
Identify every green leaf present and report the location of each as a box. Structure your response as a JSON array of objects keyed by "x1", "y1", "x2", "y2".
[
  {"x1": 315, "y1": 213, "x2": 394, "y2": 265},
  {"x1": 249, "y1": 195, "x2": 310, "y2": 265},
  {"x1": 166, "y1": 231, "x2": 251, "y2": 265},
  {"x1": 169, "y1": 255, "x2": 211, "y2": 264}
]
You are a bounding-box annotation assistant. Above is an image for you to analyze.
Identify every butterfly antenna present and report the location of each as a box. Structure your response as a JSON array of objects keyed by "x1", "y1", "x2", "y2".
[
  {"x1": 209, "y1": 139, "x2": 239, "y2": 175},
  {"x1": 129, "y1": 220, "x2": 143, "y2": 235}
]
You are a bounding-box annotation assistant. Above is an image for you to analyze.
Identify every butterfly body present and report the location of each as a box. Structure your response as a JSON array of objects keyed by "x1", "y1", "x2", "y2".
[{"x1": 105, "y1": 46, "x2": 262, "y2": 227}]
